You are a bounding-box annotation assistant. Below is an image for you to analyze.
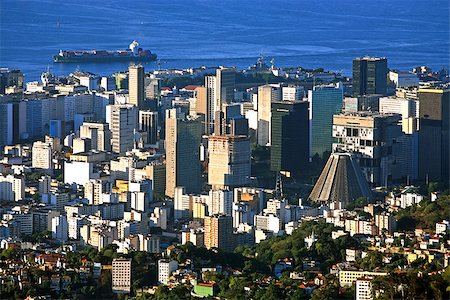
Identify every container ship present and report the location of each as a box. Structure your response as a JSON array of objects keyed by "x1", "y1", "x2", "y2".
[{"x1": 53, "y1": 41, "x2": 157, "y2": 63}]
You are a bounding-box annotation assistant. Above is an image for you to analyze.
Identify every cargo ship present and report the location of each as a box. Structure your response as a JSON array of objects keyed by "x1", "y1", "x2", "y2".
[{"x1": 53, "y1": 40, "x2": 157, "y2": 63}]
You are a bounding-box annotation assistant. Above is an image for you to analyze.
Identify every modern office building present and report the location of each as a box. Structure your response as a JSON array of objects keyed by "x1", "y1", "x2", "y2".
[
  {"x1": 128, "y1": 65, "x2": 145, "y2": 109},
  {"x1": 205, "y1": 76, "x2": 218, "y2": 134},
  {"x1": 165, "y1": 109, "x2": 202, "y2": 198},
  {"x1": 417, "y1": 87, "x2": 450, "y2": 183},
  {"x1": 139, "y1": 110, "x2": 158, "y2": 145},
  {"x1": 352, "y1": 57, "x2": 388, "y2": 96},
  {"x1": 216, "y1": 67, "x2": 235, "y2": 108},
  {"x1": 332, "y1": 113, "x2": 412, "y2": 185},
  {"x1": 112, "y1": 258, "x2": 132, "y2": 293},
  {"x1": 282, "y1": 85, "x2": 304, "y2": 101},
  {"x1": 79, "y1": 122, "x2": 112, "y2": 151},
  {"x1": 257, "y1": 84, "x2": 281, "y2": 146},
  {"x1": 308, "y1": 83, "x2": 343, "y2": 158},
  {"x1": 51, "y1": 215, "x2": 68, "y2": 242},
  {"x1": 270, "y1": 101, "x2": 309, "y2": 177},
  {"x1": 204, "y1": 214, "x2": 233, "y2": 251},
  {"x1": 107, "y1": 104, "x2": 138, "y2": 154},
  {"x1": 32, "y1": 141, "x2": 52, "y2": 170},
  {"x1": 208, "y1": 135, "x2": 251, "y2": 190}
]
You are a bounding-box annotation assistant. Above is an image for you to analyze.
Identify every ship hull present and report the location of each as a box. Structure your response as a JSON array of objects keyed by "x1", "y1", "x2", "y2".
[{"x1": 53, "y1": 54, "x2": 157, "y2": 63}]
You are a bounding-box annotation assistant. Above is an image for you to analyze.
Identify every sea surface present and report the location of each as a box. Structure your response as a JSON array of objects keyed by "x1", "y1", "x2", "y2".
[{"x1": 0, "y1": 0, "x2": 449, "y2": 82}]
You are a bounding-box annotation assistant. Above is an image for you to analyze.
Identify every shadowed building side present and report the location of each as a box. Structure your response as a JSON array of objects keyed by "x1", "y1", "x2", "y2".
[{"x1": 308, "y1": 153, "x2": 372, "y2": 207}]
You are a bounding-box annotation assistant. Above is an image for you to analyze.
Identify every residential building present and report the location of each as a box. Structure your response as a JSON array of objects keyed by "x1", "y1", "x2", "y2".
[
  {"x1": 79, "y1": 122, "x2": 112, "y2": 151},
  {"x1": 158, "y1": 259, "x2": 178, "y2": 284},
  {"x1": 204, "y1": 214, "x2": 233, "y2": 251},
  {"x1": 0, "y1": 174, "x2": 25, "y2": 201},
  {"x1": 32, "y1": 141, "x2": 52, "y2": 170},
  {"x1": 112, "y1": 258, "x2": 132, "y2": 293}
]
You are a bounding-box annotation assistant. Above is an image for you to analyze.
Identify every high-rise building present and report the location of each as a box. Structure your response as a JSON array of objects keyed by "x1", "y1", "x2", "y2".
[
  {"x1": 107, "y1": 105, "x2": 138, "y2": 154},
  {"x1": 165, "y1": 109, "x2": 202, "y2": 198},
  {"x1": 85, "y1": 179, "x2": 112, "y2": 205},
  {"x1": 216, "y1": 68, "x2": 235, "y2": 109},
  {"x1": 138, "y1": 110, "x2": 158, "y2": 145},
  {"x1": 270, "y1": 101, "x2": 309, "y2": 177},
  {"x1": 0, "y1": 174, "x2": 25, "y2": 202},
  {"x1": 417, "y1": 87, "x2": 450, "y2": 184},
  {"x1": 282, "y1": 85, "x2": 304, "y2": 101},
  {"x1": 205, "y1": 76, "x2": 218, "y2": 134},
  {"x1": 208, "y1": 135, "x2": 251, "y2": 190},
  {"x1": 79, "y1": 122, "x2": 112, "y2": 151},
  {"x1": 128, "y1": 65, "x2": 145, "y2": 109},
  {"x1": 308, "y1": 83, "x2": 343, "y2": 158},
  {"x1": 51, "y1": 215, "x2": 68, "y2": 242},
  {"x1": 352, "y1": 57, "x2": 388, "y2": 96},
  {"x1": 333, "y1": 113, "x2": 413, "y2": 185},
  {"x1": 204, "y1": 214, "x2": 233, "y2": 251},
  {"x1": 32, "y1": 141, "x2": 52, "y2": 170},
  {"x1": 257, "y1": 84, "x2": 281, "y2": 146},
  {"x1": 112, "y1": 258, "x2": 132, "y2": 293},
  {"x1": 194, "y1": 86, "x2": 209, "y2": 133}
]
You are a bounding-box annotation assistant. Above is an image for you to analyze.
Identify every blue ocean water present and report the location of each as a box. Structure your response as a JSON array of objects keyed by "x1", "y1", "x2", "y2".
[{"x1": 0, "y1": 0, "x2": 449, "y2": 81}]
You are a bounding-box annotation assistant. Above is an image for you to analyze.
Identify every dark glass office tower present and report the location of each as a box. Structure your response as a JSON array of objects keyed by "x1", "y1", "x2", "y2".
[
  {"x1": 270, "y1": 101, "x2": 309, "y2": 177},
  {"x1": 352, "y1": 57, "x2": 388, "y2": 96},
  {"x1": 417, "y1": 88, "x2": 450, "y2": 185}
]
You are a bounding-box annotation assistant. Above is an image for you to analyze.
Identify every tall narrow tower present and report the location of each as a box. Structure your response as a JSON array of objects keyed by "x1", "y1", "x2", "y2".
[{"x1": 129, "y1": 65, "x2": 145, "y2": 109}]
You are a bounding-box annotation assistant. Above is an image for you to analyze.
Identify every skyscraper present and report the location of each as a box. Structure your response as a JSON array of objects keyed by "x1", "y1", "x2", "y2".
[
  {"x1": 139, "y1": 110, "x2": 158, "y2": 145},
  {"x1": 128, "y1": 65, "x2": 145, "y2": 109},
  {"x1": 257, "y1": 84, "x2": 281, "y2": 146},
  {"x1": 308, "y1": 83, "x2": 343, "y2": 158},
  {"x1": 204, "y1": 214, "x2": 233, "y2": 251},
  {"x1": 165, "y1": 109, "x2": 202, "y2": 198},
  {"x1": 216, "y1": 67, "x2": 236, "y2": 109},
  {"x1": 352, "y1": 57, "x2": 388, "y2": 96},
  {"x1": 270, "y1": 101, "x2": 309, "y2": 177},
  {"x1": 107, "y1": 105, "x2": 138, "y2": 154},
  {"x1": 208, "y1": 135, "x2": 251, "y2": 190},
  {"x1": 417, "y1": 87, "x2": 450, "y2": 184}
]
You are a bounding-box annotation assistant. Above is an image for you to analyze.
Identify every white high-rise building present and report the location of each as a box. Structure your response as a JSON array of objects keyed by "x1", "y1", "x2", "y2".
[
  {"x1": 32, "y1": 141, "x2": 52, "y2": 170},
  {"x1": 79, "y1": 122, "x2": 112, "y2": 151},
  {"x1": 0, "y1": 174, "x2": 25, "y2": 202},
  {"x1": 282, "y1": 85, "x2": 304, "y2": 101},
  {"x1": 51, "y1": 215, "x2": 68, "y2": 242},
  {"x1": 107, "y1": 104, "x2": 138, "y2": 154},
  {"x1": 257, "y1": 84, "x2": 281, "y2": 146},
  {"x1": 356, "y1": 277, "x2": 373, "y2": 300},
  {"x1": 158, "y1": 259, "x2": 178, "y2": 284}
]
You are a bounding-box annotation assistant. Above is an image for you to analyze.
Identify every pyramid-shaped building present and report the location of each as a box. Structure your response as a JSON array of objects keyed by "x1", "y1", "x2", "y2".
[{"x1": 308, "y1": 153, "x2": 372, "y2": 207}]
